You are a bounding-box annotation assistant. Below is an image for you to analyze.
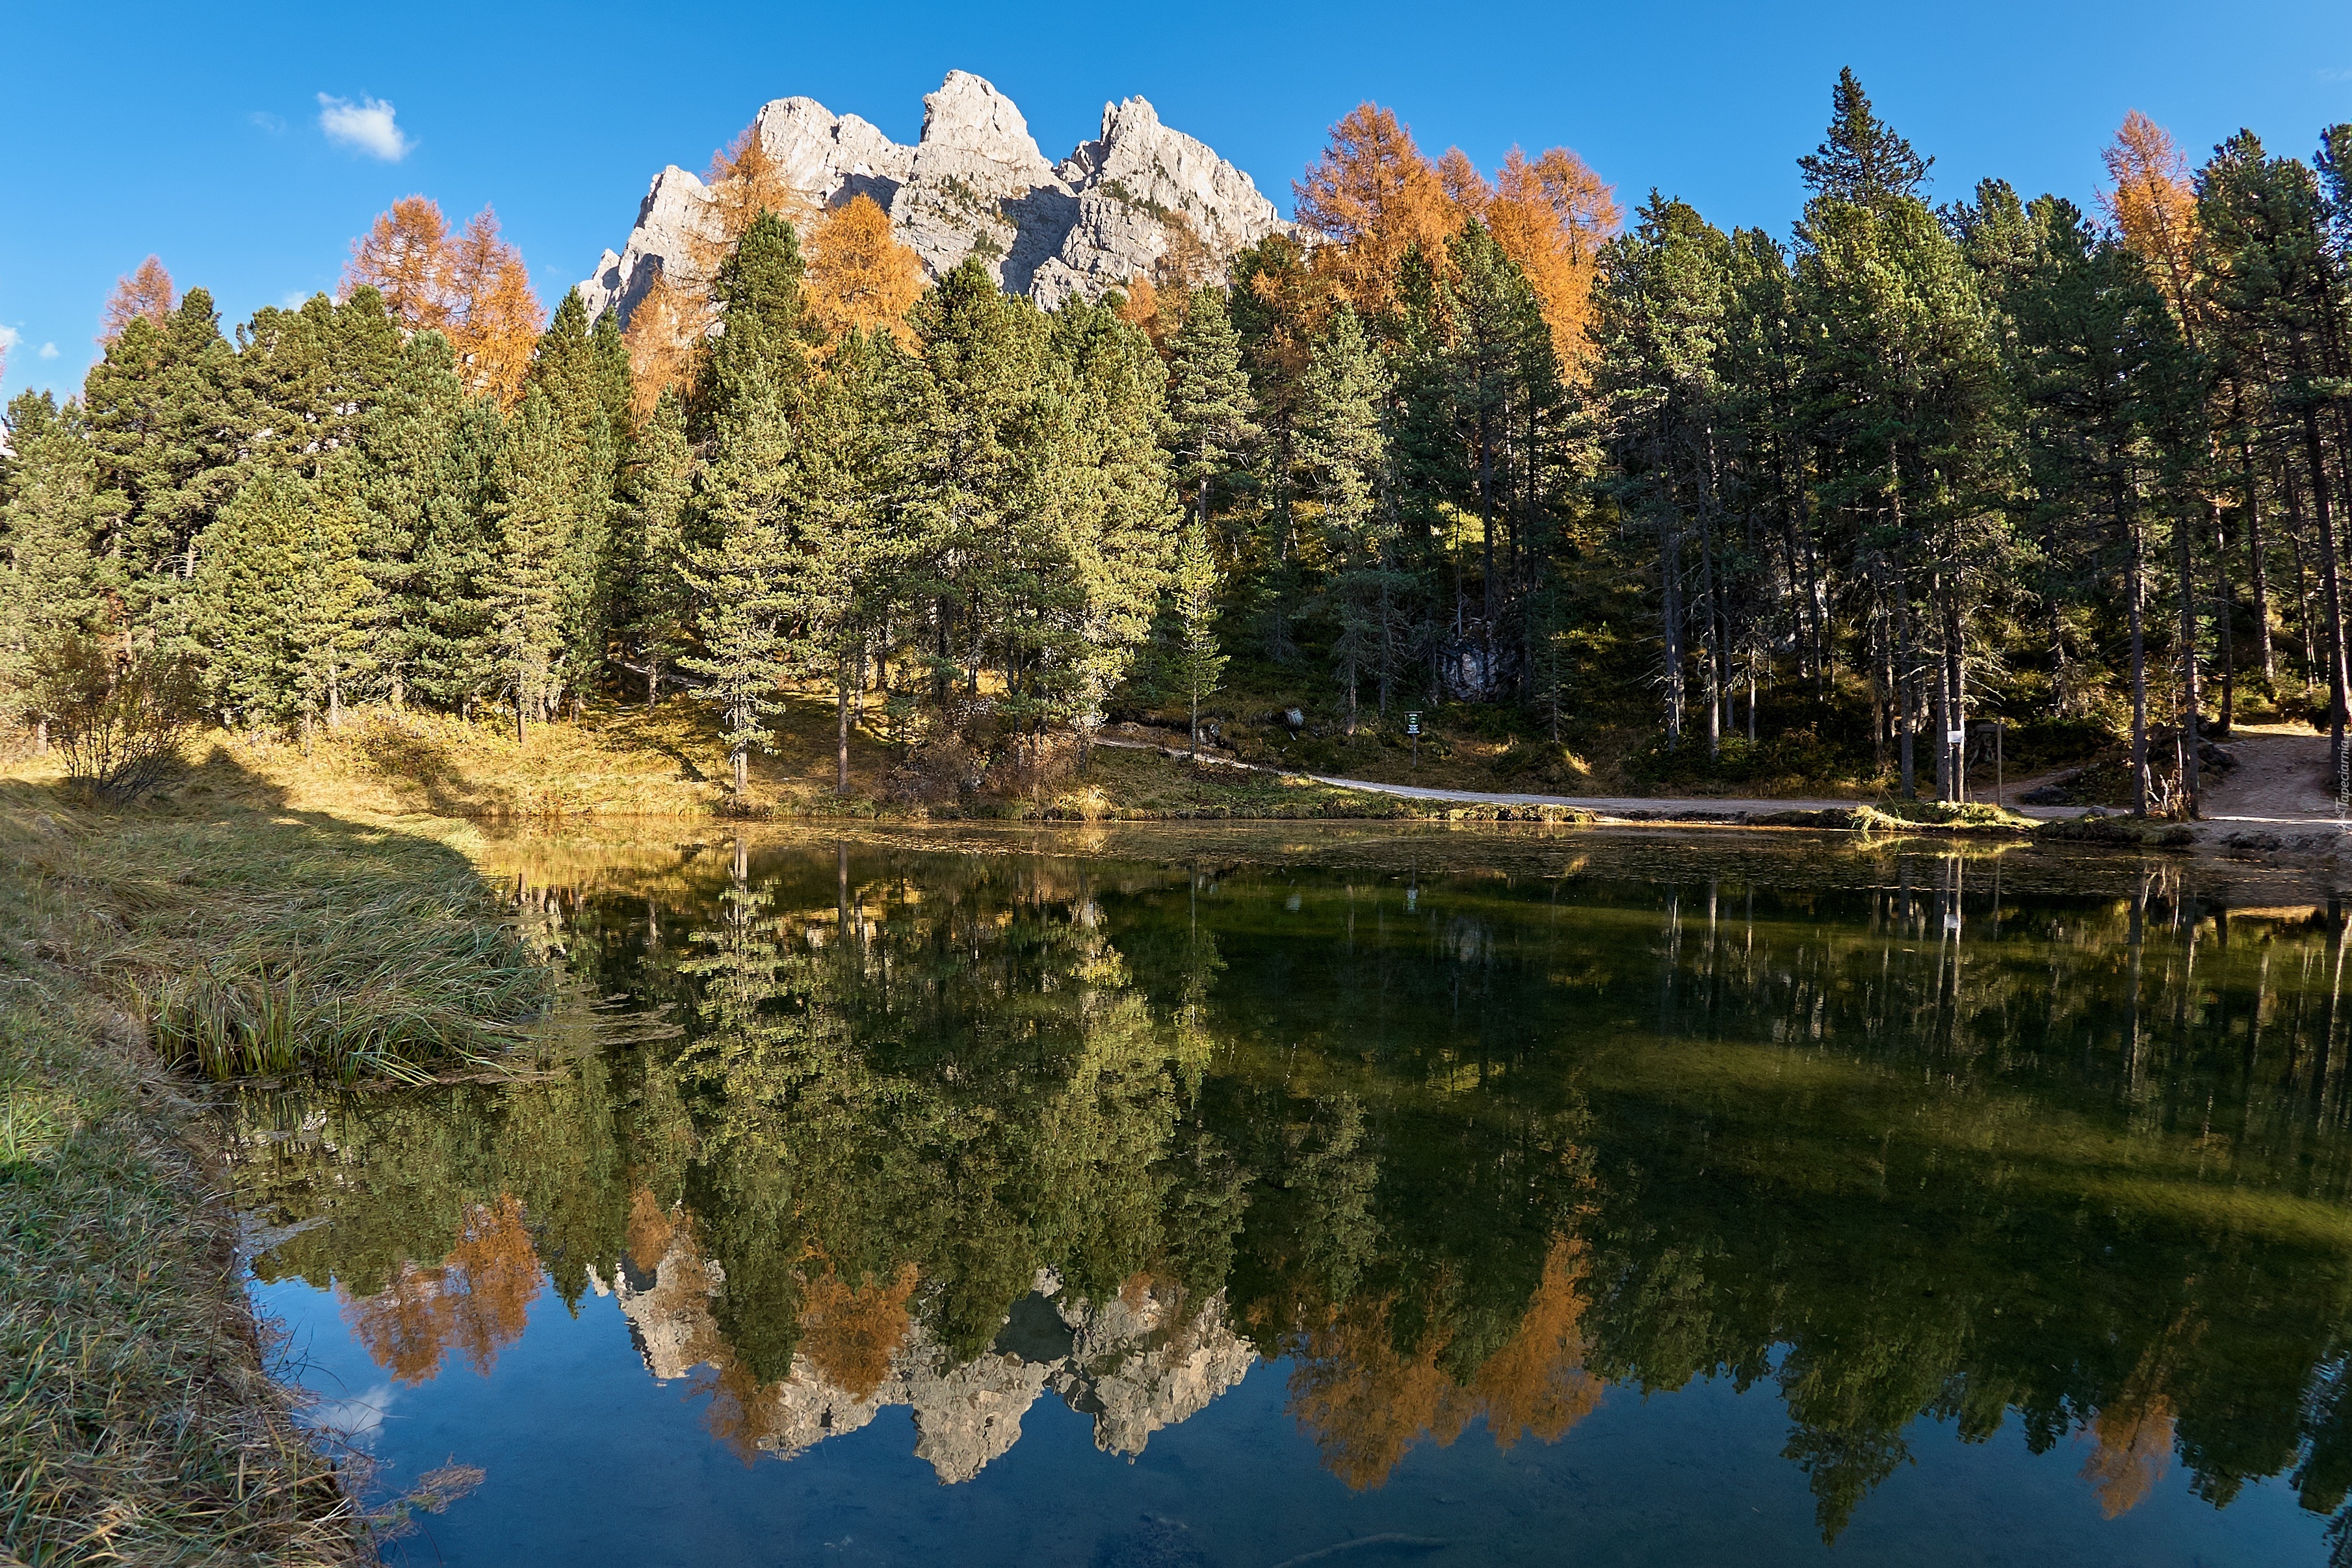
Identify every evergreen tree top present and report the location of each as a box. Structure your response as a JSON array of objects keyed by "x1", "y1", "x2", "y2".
[{"x1": 1799, "y1": 68, "x2": 1931, "y2": 206}]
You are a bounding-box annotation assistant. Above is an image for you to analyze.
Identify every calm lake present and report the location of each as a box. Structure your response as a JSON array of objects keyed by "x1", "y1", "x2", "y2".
[{"x1": 231, "y1": 826, "x2": 2352, "y2": 1566}]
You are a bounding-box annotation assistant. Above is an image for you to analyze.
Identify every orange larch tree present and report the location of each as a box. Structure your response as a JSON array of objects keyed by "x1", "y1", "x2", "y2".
[
  {"x1": 99, "y1": 255, "x2": 176, "y2": 345},
  {"x1": 343, "y1": 196, "x2": 452, "y2": 333},
  {"x1": 345, "y1": 197, "x2": 543, "y2": 407},
  {"x1": 621, "y1": 268, "x2": 707, "y2": 417},
  {"x1": 692, "y1": 122, "x2": 815, "y2": 283},
  {"x1": 1485, "y1": 146, "x2": 1620, "y2": 374},
  {"x1": 805, "y1": 194, "x2": 926, "y2": 345},
  {"x1": 1293, "y1": 104, "x2": 1457, "y2": 321},
  {"x1": 1437, "y1": 146, "x2": 1491, "y2": 222},
  {"x1": 443, "y1": 206, "x2": 543, "y2": 408},
  {"x1": 2098, "y1": 110, "x2": 2201, "y2": 333}
]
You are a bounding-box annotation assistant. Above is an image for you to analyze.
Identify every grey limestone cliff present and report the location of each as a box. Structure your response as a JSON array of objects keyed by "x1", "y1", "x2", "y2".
[{"x1": 580, "y1": 71, "x2": 1285, "y2": 325}]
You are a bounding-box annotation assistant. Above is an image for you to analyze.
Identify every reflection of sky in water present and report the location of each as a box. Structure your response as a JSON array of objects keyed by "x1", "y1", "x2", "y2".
[
  {"x1": 256, "y1": 1272, "x2": 2325, "y2": 1567},
  {"x1": 235, "y1": 837, "x2": 2352, "y2": 1565}
]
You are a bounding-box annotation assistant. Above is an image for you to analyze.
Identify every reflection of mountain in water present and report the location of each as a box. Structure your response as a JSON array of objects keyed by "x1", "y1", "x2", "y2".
[
  {"x1": 608, "y1": 1209, "x2": 1253, "y2": 1482},
  {"x1": 230, "y1": 839, "x2": 2352, "y2": 1539}
]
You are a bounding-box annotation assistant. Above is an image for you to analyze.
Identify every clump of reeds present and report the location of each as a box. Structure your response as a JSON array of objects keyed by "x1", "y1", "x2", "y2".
[{"x1": 144, "y1": 889, "x2": 547, "y2": 1082}]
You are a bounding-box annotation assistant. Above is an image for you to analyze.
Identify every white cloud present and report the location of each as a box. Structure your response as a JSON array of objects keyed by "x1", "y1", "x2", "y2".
[
  {"x1": 306, "y1": 1383, "x2": 396, "y2": 1444},
  {"x1": 0, "y1": 326, "x2": 20, "y2": 355},
  {"x1": 37, "y1": 343, "x2": 57, "y2": 359},
  {"x1": 249, "y1": 111, "x2": 287, "y2": 134},
  {"x1": 317, "y1": 94, "x2": 411, "y2": 161}
]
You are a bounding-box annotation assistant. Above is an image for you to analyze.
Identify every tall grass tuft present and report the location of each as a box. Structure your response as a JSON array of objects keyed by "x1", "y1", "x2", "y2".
[{"x1": 144, "y1": 889, "x2": 547, "y2": 1081}]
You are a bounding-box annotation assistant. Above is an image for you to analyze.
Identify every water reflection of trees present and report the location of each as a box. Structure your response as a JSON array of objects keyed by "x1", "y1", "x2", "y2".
[{"x1": 233, "y1": 843, "x2": 2352, "y2": 1538}]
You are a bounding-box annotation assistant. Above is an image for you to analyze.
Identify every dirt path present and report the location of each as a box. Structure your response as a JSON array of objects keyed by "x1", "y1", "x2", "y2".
[
  {"x1": 2204, "y1": 727, "x2": 2345, "y2": 824},
  {"x1": 1093, "y1": 737, "x2": 2088, "y2": 820}
]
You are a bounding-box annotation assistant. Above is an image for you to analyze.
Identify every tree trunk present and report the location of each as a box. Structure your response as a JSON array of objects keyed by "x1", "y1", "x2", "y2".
[
  {"x1": 2215, "y1": 504, "x2": 2237, "y2": 737},
  {"x1": 2128, "y1": 517, "x2": 2150, "y2": 817},
  {"x1": 2178, "y1": 506, "x2": 2204, "y2": 816},
  {"x1": 1944, "y1": 583, "x2": 1965, "y2": 804},
  {"x1": 647, "y1": 657, "x2": 660, "y2": 710},
  {"x1": 837, "y1": 668, "x2": 850, "y2": 795},
  {"x1": 2303, "y1": 408, "x2": 2351, "y2": 791},
  {"x1": 2240, "y1": 428, "x2": 2276, "y2": 684},
  {"x1": 1661, "y1": 517, "x2": 1685, "y2": 751}
]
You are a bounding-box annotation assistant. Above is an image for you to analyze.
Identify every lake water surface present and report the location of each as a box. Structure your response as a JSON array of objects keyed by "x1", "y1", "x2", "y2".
[{"x1": 232, "y1": 827, "x2": 2352, "y2": 1565}]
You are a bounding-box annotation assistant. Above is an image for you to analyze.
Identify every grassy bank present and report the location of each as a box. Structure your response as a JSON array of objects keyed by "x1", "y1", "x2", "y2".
[{"x1": 0, "y1": 774, "x2": 549, "y2": 1564}]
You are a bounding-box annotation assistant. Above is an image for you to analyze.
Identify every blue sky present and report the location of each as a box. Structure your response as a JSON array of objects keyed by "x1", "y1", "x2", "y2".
[{"x1": 4, "y1": 0, "x2": 2348, "y2": 404}]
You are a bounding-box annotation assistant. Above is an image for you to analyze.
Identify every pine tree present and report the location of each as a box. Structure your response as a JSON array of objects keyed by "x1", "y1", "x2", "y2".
[
  {"x1": 615, "y1": 387, "x2": 694, "y2": 706},
  {"x1": 527, "y1": 291, "x2": 629, "y2": 706},
  {"x1": 190, "y1": 469, "x2": 307, "y2": 731},
  {"x1": 1168, "y1": 522, "x2": 1226, "y2": 758},
  {"x1": 1590, "y1": 193, "x2": 1733, "y2": 752},
  {"x1": 488, "y1": 390, "x2": 576, "y2": 742},
  {"x1": 0, "y1": 392, "x2": 117, "y2": 751},
  {"x1": 1798, "y1": 68, "x2": 1931, "y2": 207},
  {"x1": 83, "y1": 287, "x2": 239, "y2": 625},
  {"x1": 359, "y1": 330, "x2": 472, "y2": 706},
  {"x1": 288, "y1": 460, "x2": 380, "y2": 732},
  {"x1": 408, "y1": 395, "x2": 506, "y2": 715},
  {"x1": 2010, "y1": 199, "x2": 2201, "y2": 811},
  {"x1": 780, "y1": 330, "x2": 909, "y2": 792},
  {"x1": 1297, "y1": 306, "x2": 1396, "y2": 725},
  {"x1": 1795, "y1": 139, "x2": 2006, "y2": 798},
  {"x1": 694, "y1": 210, "x2": 819, "y2": 434},
  {"x1": 681, "y1": 359, "x2": 795, "y2": 798},
  {"x1": 1165, "y1": 287, "x2": 1258, "y2": 540},
  {"x1": 1049, "y1": 296, "x2": 1183, "y2": 738}
]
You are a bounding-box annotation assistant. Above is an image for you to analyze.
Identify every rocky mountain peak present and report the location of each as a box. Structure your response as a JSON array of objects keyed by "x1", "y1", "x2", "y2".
[
  {"x1": 579, "y1": 71, "x2": 1285, "y2": 325},
  {"x1": 915, "y1": 70, "x2": 1058, "y2": 187}
]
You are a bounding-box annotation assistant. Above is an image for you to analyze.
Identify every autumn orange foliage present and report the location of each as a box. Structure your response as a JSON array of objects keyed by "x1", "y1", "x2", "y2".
[
  {"x1": 99, "y1": 255, "x2": 176, "y2": 345},
  {"x1": 1487, "y1": 148, "x2": 1621, "y2": 374},
  {"x1": 2080, "y1": 1393, "x2": 2176, "y2": 1519},
  {"x1": 1294, "y1": 104, "x2": 1459, "y2": 320},
  {"x1": 805, "y1": 195, "x2": 926, "y2": 345},
  {"x1": 797, "y1": 1263, "x2": 921, "y2": 1402},
  {"x1": 627, "y1": 1183, "x2": 678, "y2": 1275},
  {"x1": 2099, "y1": 111, "x2": 2201, "y2": 333},
  {"x1": 342, "y1": 1194, "x2": 542, "y2": 1385},
  {"x1": 694, "y1": 123, "x2": 815, "y2": 278},
  {"x1": 346, "y1": 196, "x2": 544, "y2": 407},
  {"x1": 621, "y1": 270, "x2": 705, "y2": 416},
  {"x1": 1287, "y1": 1235, "x2": 1602, "y2": 1489}
]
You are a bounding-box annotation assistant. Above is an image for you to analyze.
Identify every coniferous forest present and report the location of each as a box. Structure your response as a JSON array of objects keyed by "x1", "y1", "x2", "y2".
[{"x1": 8, "y1": 72, "x2": 2352, "y2": 814}]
